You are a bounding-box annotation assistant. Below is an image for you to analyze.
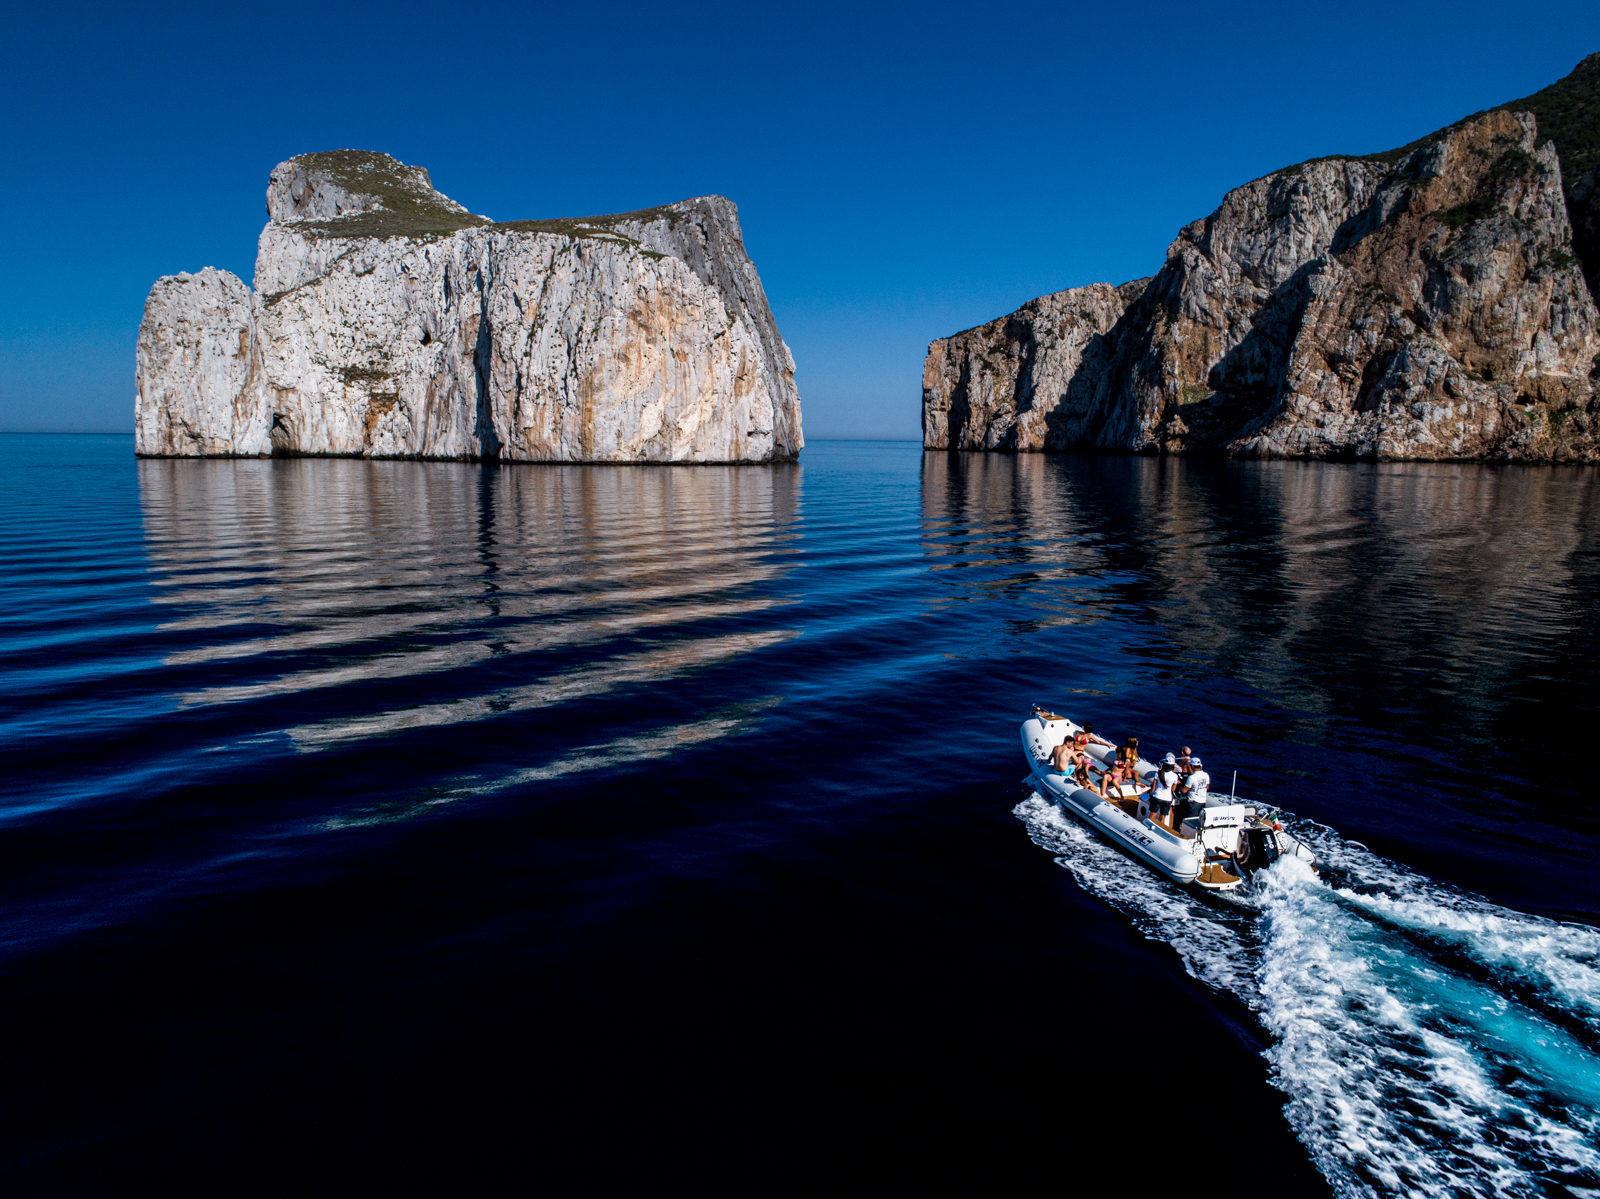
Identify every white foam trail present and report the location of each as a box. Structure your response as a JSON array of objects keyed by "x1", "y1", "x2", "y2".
[
  {"x1": 1313, "y1": 837, "x2": 1600, "y2": 1038},
  {"x1": 1013, "y1": 794, "x2": 1259, "y2": 995},
  {"x1": 1014, "y1": 793, "x2": 1600, "y2": 1199}
]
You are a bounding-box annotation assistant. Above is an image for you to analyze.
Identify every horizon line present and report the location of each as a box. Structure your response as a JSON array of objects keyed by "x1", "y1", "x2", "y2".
[{"x1": 0, "y1": 430, "x2": 925, "y2": 443}]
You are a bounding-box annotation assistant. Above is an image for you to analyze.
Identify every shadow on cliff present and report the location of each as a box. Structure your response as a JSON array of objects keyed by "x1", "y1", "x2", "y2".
[
  {"x1": 1038, "y1": 330, "x2": 1118, "y2": 452},
  {"x1": 1195, "y1": 260, "x2": 1325, "y2": 451},
  {"x1": 473, "y1": 319, "x2": 502, "y2": 462},
  {"x1": 945, "y1": 357, "x2": 976, "y2": 451}
]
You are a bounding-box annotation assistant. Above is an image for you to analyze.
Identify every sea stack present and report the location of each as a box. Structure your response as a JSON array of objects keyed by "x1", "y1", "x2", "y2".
[
  {"x1": 136, "y1": 152, "x2": 802, "y2": 463},
  {"x1": 924, "y1": 56, "x2": 1600, "y2": 462}
]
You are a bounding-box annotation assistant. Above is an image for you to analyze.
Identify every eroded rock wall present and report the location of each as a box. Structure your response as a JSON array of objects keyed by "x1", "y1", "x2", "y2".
[
  {"x1": 136, "y1": 153, "x2": 802, "y2": 463},
  {"x1": 921, "y1": 281, "x2": 1144, "y2": 451},
  {"x1": 925, "y1": 111, "x2": 1600, "y2": 461},
  {"x1": 135, "y1": 267, "x2": 267, "y2": 456}
]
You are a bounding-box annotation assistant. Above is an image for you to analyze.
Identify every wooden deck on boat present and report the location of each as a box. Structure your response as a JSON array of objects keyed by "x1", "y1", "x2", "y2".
[
  {"x1": 1197, "y1": 862, "x2": 1242, "y2": 887},
  {"x1": 1107, "y1": 795, "x2": 1193, "y2": 838}
]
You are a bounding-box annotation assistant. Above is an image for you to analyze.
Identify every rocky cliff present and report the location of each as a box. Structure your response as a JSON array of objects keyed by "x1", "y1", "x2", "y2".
[
  {"x1": 137, "y1": 151, "x2": 802, "y2": 463},
  {"x1": 925, "y1": 56, "x2": 1600, "y2": 461}
]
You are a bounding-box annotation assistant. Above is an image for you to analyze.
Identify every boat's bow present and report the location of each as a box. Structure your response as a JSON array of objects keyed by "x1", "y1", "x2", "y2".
[{"x1": 1022, "y1": 710, "x2": 1201, "y2": 886}]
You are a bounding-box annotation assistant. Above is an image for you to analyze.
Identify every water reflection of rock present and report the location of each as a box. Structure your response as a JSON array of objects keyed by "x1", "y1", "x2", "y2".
[
  {"x1": 138, "y1": 459, "x2": 800, "y2": 745},
  {"x1": 919, "y1": 451, "x2": 1600, "y2": 771}
]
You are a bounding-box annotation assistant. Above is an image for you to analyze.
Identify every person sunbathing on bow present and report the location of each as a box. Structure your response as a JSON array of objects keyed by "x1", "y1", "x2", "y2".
[{"x1": 1075, "y1": 722, "x2": 1114, "y2": 754}]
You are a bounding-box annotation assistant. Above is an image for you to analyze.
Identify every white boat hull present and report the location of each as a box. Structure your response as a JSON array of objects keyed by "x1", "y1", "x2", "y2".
[
  {"x1": 1022, "y1": 715, "x2": 1201, "y2": 885},
  {"x1": 1021, "y1": 711, "x2": 1316, "y2": 890}
]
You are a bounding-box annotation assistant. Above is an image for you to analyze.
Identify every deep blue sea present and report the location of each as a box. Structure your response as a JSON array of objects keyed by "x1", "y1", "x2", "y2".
[{"x1": 3, "y1": 434, "x2": 1598, "y2": 1195}]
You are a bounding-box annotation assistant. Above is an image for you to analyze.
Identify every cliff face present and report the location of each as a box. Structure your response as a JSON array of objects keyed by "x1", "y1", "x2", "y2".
[
  {"x1": 137, "y1": 152, "x2": 802, "y2": 463},
  {"x1": 926, "y1": 107, "x2": 1600, "y2": 461},
  {"x1": 922, "y1": 280, "x2": 1146, "y2": 452}
]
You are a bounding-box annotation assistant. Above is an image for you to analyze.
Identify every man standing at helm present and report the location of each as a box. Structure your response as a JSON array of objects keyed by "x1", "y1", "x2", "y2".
[{"x1": 1183, "y1": 756, "x2": 1212, "y2": 810}]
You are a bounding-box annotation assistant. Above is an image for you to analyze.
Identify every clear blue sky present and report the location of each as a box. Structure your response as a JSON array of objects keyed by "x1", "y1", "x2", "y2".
[{"x1": 3, "y1": 1, "x2": 1598, "y2": 437}]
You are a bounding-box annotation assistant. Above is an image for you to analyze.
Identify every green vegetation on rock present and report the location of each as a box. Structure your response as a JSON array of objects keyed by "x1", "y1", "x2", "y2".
[
  {"x1": 289, "y1": 152, "x2": 689, "y2": 249},
  {"x1": 492, "y1": 204, "x2": 684, "y2": 240},
  {"x1": 1492, "y1": 52, "x2": 1600, "y2": 185},
  {"x1": 290, "y1": 150, "x2": 492, "y2": 241},
  {"x1": 1278, "y1": 52, "x2": 1600, "y2": 190},
  {"x1": 1439, "y1": 198, "x2": 1499, "y2": 228}
]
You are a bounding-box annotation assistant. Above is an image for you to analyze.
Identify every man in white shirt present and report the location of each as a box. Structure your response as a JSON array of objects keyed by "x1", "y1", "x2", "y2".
[
  {"x1": 1148, "y1": 758, "x2": 1181, "y2": 827},
  {"x1": 1184, "y1": 757, "x2": 1212, "y2": 808}
]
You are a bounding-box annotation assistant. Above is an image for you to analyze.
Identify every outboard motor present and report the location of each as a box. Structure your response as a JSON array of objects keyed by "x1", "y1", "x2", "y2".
[{"x1": 1236, "y1": 827, "x2": 1280, "y2": 878}]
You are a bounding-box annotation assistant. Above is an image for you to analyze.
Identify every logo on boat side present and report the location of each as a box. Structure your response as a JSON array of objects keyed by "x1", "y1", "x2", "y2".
[{"x1": 1121, "y1": 827, "x2": 1155, "y2": 847}]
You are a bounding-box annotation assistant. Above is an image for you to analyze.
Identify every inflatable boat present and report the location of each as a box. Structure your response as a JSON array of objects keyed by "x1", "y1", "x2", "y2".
[{"x1": 1021, "y1": 706, "x2": 1316, "y2": 891}]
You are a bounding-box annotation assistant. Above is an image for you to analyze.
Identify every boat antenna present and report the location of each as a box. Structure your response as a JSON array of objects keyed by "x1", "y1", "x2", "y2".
[{"x1": 1231, "y1": 770, "x2": 1237, "y2": 801}]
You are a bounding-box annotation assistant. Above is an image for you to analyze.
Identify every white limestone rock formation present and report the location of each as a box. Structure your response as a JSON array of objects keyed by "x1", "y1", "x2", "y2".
[
  {"x1": 135, "y1": 268, "x2": 265, "y2": 456},
  {"x1": 925, "y1": 110, "x2": 1600, "y2": 462},
  {"x1": 136, "y1": 151, "x2": 802, "y2": 463}
]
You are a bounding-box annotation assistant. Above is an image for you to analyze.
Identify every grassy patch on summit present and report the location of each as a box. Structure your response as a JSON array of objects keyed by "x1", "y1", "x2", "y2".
[
  {"x1": 287, "y1": 153, "x2": 694, "y2": 248},
  {"x1": 291, "y1": 151, "x2": 491, "y2": 241},
  {"x1": 492, "y1": 204, "x2": 685, "y2": 239}
]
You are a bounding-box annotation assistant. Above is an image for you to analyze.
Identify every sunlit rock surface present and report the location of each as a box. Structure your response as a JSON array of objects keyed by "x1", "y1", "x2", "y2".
[
  {"x1": 926, "y1": 110, "x2": 1600, "y2": 461},
  {"x1": 137, "y1": 152, "x2": 801, "y2": 463}
]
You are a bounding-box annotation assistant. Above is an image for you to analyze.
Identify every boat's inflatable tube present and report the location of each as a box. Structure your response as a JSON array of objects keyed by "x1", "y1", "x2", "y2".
[{"x1": 1021, "y1": 715, "x2": 1200, "y2": 886}]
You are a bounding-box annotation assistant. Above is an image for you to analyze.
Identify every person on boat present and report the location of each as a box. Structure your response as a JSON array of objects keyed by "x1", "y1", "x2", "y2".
[
  {"x1": 1100, "y1": 749, "x2": 1139, "y2": 813},
  {"x1": 1166, "y1": 754, "x2": 1191, "y2": 824},
  {"x1": 1095, "y1": 755, "x2": 1117, "y2": 798},
  {"x1": 1099, "y1": 755, "x2": 1131, "y2": 803},
  {"x1": 1075, "y1": 720, "x2": 1113, "y2": 749},
  {"x1": 1182, "y1": 757, "x2": 1212, "y2": 808},
  {"x1": 1048, "y1": 738, "x2": 1079, "y2": 775},
  {"x1": 1122, "y1": 736, "x2": 1142, "y2": 777},
  {"x1": 1071, "y1": 756, "x2": 1094, "y2": 790},
  {"x1": 1148, "y1": 758, "x2": 1181, "y2": 827}
]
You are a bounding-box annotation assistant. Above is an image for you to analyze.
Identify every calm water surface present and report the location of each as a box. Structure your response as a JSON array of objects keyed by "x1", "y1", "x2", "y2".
[{"x1": 2, "y1": 435, "x2": 1597, "y2": 1194}]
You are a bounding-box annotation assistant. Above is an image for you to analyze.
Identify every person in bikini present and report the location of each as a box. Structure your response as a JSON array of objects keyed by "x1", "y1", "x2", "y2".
[
  {"x1": 1072, "y1": 756, "x2": 1094, "y2": 789},
  {"x1": 1122, "y1": 735, "x2": 1143, "y2": 776},
  {"x1": 1077, "y1": 723, "x2": 1113, "y2": 752},
  {"x1": 1098, "y1": 754, "x2": 1131, "y2": 803},
  {"x1": 1067, "y1": 724, "x2": 1112, "y2": 782}
]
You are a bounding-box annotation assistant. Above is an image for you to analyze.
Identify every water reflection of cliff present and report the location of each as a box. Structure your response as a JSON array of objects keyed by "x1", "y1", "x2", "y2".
[
  {"x1": 920, "y1": 452, "x2": 1600, "y2": 796},
  {"x1": 138, "y1": 459, "x2": 800, "y2": 750}
]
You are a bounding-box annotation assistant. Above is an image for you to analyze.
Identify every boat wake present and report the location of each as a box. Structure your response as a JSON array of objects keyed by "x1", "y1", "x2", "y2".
[{"x1": 1014, "y1": 794, "x2": 1600, "y2": 1199}]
